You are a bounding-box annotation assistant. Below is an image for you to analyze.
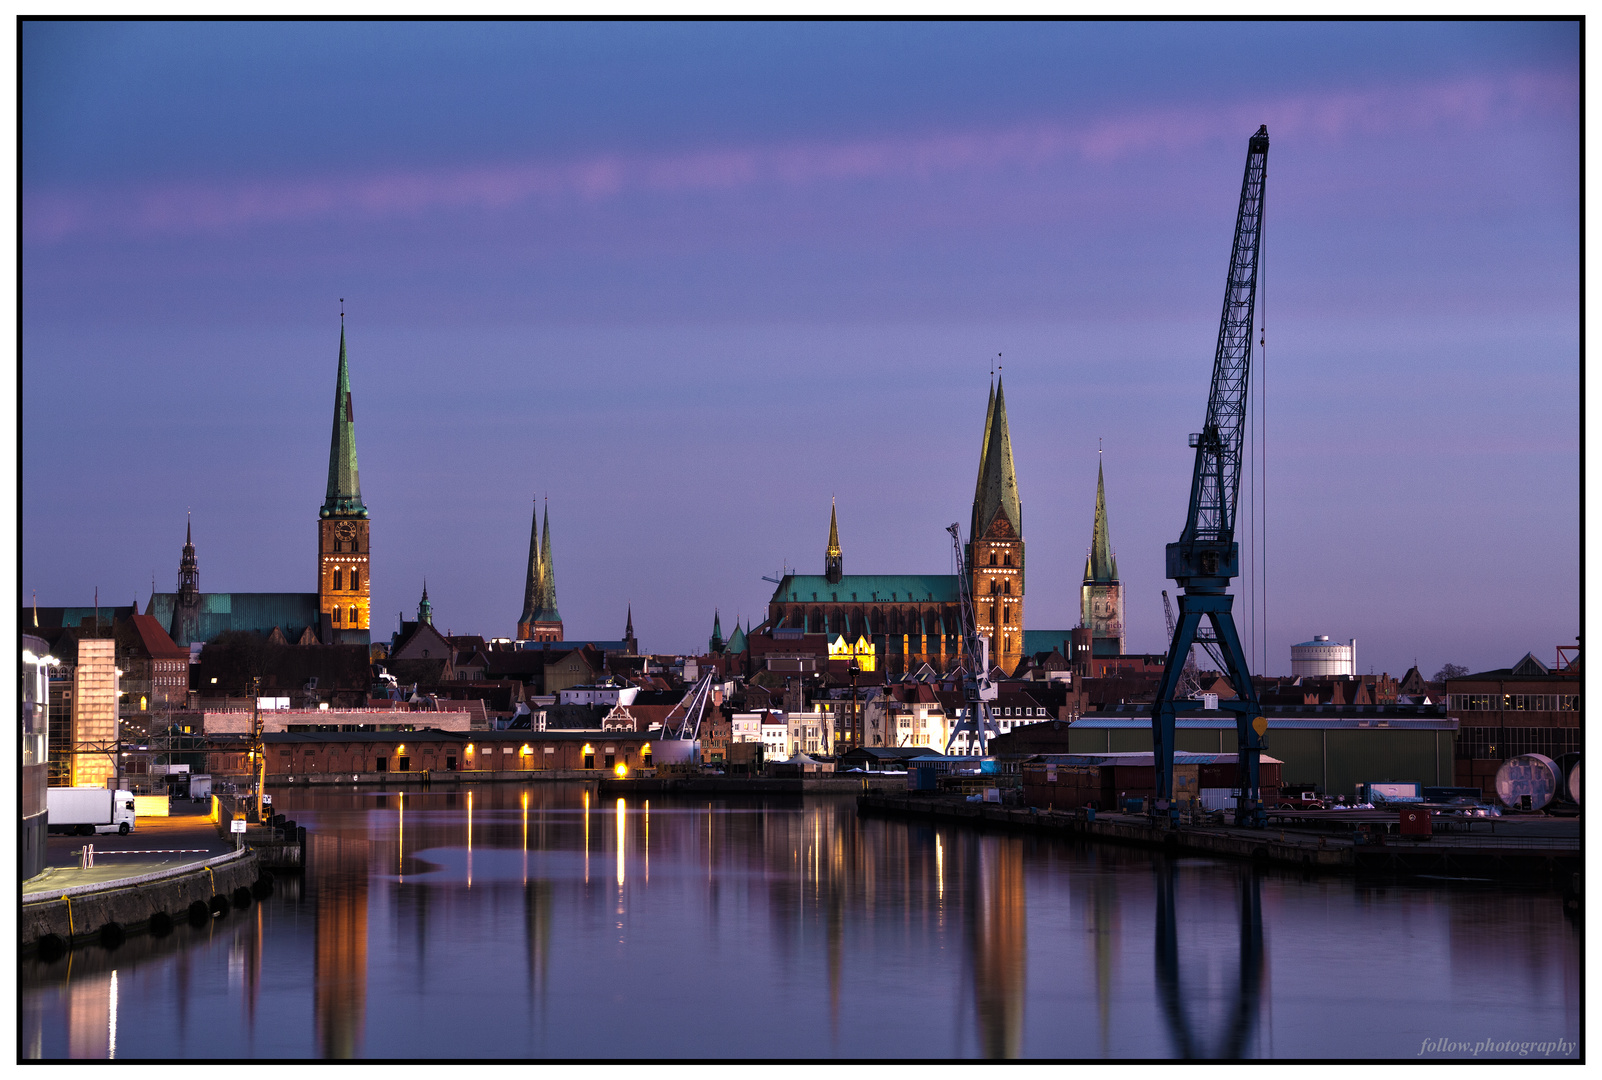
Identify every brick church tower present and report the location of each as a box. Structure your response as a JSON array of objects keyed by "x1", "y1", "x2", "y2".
[
  {"x1": 318, "y1": 320, "x2": 371, "y2": 645},
  {"x1": 967, "y1": 376, "x2": 1024, "y2": 677}
]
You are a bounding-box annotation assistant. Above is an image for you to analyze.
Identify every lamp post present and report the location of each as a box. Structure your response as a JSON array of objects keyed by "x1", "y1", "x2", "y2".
[{"x1": 251, "y1": 676, "x2": 265, "y2": 822}]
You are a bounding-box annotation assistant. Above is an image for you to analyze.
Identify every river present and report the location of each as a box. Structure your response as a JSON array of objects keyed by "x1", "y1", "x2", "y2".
[{"x1": 21, "y1": 783, "x2": 1581, "y2": 1059}]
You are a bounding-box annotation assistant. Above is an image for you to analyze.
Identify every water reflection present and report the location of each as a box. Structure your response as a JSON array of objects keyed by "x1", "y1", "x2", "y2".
[
  {"x1": 19, "y1": 784, "x2": 1580, "y2": 1060},
  {"x1": 313, "y1": 833, "x2": 369, "y2": 1058},
  {"x1": 1154, "y1": 859, "x2": 1265, "y2": 1059}
]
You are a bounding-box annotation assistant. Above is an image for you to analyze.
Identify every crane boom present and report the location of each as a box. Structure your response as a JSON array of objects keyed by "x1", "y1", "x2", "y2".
[
  {"x1": 944, "y1": 522, "x2": 998, "y2": 755},
  {"x1": 1151, "y1": 126, "x2": 1270, "y2": 828}
]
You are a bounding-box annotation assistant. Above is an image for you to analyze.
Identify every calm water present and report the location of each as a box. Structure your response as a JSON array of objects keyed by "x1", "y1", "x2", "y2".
[{"x1": 22, "y1": 783, "x2": 1580, "y2": 1060}]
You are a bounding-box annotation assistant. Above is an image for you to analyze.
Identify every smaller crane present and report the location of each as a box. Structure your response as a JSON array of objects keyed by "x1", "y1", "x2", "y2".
[
  {"x1": 658, "y1": 670, "x2": 716, "y2": 742},
  {"x1": 1161, "y1": 591, "x2": 1203, "y2": 700},
  {"x1": 944, "y1": 523, "x2": 999, "y2": 755}
]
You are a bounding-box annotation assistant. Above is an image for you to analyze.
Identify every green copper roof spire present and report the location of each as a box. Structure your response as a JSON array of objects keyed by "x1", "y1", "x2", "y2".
[
  {"x1": 536, "y1": 502, "x2": 561, "y2": 622},
  {"x1": 321, "y1": 322, "x2": 366, "y2": 517},
  {"x1": 973, "y1": 375, "x2": 1022, "y2": 541},
  {"x1": 1086, "y1": 456, "x2": 1119, "y2": 583},
  {"x1": 519, "y1": 499, "x2": 542, "y2": 631},
  {"x1": 710, "y1": 609, "x2": 724, "y2": 653}
]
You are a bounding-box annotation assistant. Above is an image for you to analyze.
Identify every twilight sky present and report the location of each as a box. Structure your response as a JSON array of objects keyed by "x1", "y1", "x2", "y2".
[{"x1": 22, "y1": 20, "x2": 1579, "y2": 676}]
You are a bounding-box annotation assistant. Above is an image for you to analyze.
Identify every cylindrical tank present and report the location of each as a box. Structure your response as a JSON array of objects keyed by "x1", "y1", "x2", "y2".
[
  {"x1": 1290, "y1": 635, "x2": 1355, "y2": 677},
  {"x1": 1494, "y1": 754, "x2": 1560, "y2": 811},
  {"x1": 1569, "y1": 759, "x2": 1581, "y2": 806}
]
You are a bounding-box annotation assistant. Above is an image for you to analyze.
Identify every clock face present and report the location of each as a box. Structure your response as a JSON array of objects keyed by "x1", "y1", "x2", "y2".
[{"x1": 334, "y1": 522, "x2": 356, "y2": 541}]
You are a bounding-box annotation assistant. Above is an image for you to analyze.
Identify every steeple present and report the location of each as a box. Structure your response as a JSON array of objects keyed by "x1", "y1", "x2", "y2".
[
  {"x1": 537, "y1": 502, "x2": 561, "y2": 623},
  {"x1": 972, "y1": 375, "x2": 1022, "y2": 542},
  {"x1": 321, "y1": 323, "x2": 366, "y2": 518},
  {"x1": 824, "y1": 499, "x2": 843, "y2": 583},
  {"x1": 418, "y1": 581, "x2": 433, "y2": 625},
  {"x1": 517, "y1": 499, "x2": 542, "y2": 639},
  {"x1": 1085, "y1": 457, "x2": 1119, "y2": 583},
  {"x1": 177, "y1": 513, "x2": 199, "y2": 605},
  {"x1": 710, "y1": 609, "x2": 724, "y2": 653},
  {"x1": 623, "y1": 604, "x2": 637, "y2": 654}
]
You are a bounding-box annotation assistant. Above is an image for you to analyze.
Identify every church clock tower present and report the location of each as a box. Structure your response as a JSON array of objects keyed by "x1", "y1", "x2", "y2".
[{"x1": 318, "y1": 320, "x2": 371, "y2": 645}]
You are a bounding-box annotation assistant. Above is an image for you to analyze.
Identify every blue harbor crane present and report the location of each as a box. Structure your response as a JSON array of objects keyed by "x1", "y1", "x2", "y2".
[
  {"x1": 1150, "y1": 126, "x2": 1270, "y2": 828},
  {"x1": 944, "y1": 522, "x2": 1000, "y2": 755}
]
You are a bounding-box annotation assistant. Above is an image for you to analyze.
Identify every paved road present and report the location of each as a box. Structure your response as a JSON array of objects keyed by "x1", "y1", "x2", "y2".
[{"x1": 25, "y1": 805, "x2": 236, "y2": 898}]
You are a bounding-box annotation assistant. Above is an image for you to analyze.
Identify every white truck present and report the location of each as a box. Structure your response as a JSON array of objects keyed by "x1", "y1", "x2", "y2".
[{"x1": 47, "y1": 788, "x2": 137, "y2": 836}]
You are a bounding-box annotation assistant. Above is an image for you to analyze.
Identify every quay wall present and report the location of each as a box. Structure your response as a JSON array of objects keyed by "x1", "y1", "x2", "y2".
[
  {"x1": 857, "y1": 794, "x2": 1580, "y2": 883},
  {"x1": 22, "y1": 849, "x2": 261, "y2": 955}
]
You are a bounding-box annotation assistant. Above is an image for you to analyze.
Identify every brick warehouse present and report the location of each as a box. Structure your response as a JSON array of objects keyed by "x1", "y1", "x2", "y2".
[{"x1": 263, "y1": 729, "x2": 659, "y2": 779}]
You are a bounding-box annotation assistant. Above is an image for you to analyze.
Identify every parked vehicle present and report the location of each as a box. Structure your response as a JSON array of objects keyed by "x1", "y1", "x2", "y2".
[
  {"x1": 1274, "y1": 785, "x2": 1326, "y2": 810},
  {"x1": 47, "y1": 788, "x2": 136, "y2": 836},
  {"x1": 188, "y1": 774, "x2": 212, "y2": 801}
]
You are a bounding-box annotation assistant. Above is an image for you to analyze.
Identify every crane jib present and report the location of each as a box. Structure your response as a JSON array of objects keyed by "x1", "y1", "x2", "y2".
[{"x1": 1182, "y1": 127, "x2": 1268, "y2": 552}]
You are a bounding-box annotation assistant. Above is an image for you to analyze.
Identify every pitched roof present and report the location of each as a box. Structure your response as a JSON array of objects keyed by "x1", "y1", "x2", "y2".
[
  {"x1": 126, "y1": 613, "x2": 189, "y2": 660},
  {"x1": 769, "y1": 574, "x2": 959, "y2": 605}
]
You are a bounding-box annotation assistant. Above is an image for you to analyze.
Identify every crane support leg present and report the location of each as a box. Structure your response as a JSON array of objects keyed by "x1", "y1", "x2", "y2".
[{"x1": 1150, "y1": 592, "x2": 1266, "y2": 828}]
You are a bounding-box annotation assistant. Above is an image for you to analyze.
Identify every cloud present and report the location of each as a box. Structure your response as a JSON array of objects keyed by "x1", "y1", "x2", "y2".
[{"x1": 25, "y1": 69, "x2": 1575, "y2": 245}]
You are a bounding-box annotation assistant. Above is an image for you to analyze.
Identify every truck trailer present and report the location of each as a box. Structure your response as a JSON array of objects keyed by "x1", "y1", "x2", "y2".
[{"x1": 47, "y1": 788, "x2": 137, "y2": 836}]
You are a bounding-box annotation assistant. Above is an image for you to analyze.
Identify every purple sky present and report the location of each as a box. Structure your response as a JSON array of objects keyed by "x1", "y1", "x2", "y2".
[{"x1": 22, "y1": 21, "x2": 1578, "y2": 676}]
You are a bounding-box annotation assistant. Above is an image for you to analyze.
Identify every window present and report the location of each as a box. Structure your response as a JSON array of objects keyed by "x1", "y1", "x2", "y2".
[
  {"x1": 333, "y1": 539, "x2": 342, "y2": 553},
  {"x1": 331, "y1": 608, "x2": 341, "y2": 625},
  {"x1": 583, "y1": 743, "x2": 595, "y2": 769},
  {"x1": 1004, "y1": 580, "x2": 1012, "y2": 595},
  {"x1": 333, "y1": 570, "x2": 343, "y2": 590},
  {"x1": 349, "y1": 537, "x2": 359, "y2": 553},
  {"x1": 988, "y1": 551, "x2": 996, "y2": 566},
  {"x1": 604, "y1": 752, "x2": 615, "y2": 770},
  {"x1": 1004, "y1": 553, "x2": 1012, "y2": 567},
  {"x1": 376, "y1": 756, "x2": 388, "y2": 772},
  {"x1": 398, "y1": 756, "x2": 411, "y2": 771},
  {"x1": 349, "y1": 606, "x2": 358, "y2": 624},
  {"x1": 351, "y1": 570, "x2": 360, "y2": 590},
  {"x1": 446, "y1": 756, "x2": 457, "y2": 771}
]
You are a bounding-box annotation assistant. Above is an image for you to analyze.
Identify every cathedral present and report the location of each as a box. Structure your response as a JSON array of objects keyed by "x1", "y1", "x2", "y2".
[
  {"x1": 517, "y1": 500, "x2": 564, "y2": 641},
  {"x1": 149, "y1": 322, "x2": 372, "y2": 647},
  {"x1": 758, "y1": 377, "x2": 1025, "y2": 676}
]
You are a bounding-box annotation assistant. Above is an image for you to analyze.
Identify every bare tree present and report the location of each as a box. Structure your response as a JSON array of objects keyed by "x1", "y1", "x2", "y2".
[{"x1": 1432, "y1": 663, "x2": 1469, "y2": 682}]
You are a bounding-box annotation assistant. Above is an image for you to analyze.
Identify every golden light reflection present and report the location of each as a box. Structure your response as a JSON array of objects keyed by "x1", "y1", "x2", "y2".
[
  {"x1": 937, "y1": 834, "x2": 944, "y2": 902},
  {"x1": 467, "y1": 789, "x2": 474, "y2": 889},
  {"x1": 616, "y1": 797, "x2": 626, "y2": 887},
  {"x1": 643, "y1": 799, "x2": 650, "y2": 882},
  {"x1": 397, "y1": 791, "x2": 404, "y2": 878},
  {"x1": 583, "y1": 786, "x2": 591, "y2": 884},
  {"x1": 107, "y1": 970, "x2": 117, "y2": 1060},
  {"x1": 521, "y1": 788, "x2": 530, "y2": 883}
]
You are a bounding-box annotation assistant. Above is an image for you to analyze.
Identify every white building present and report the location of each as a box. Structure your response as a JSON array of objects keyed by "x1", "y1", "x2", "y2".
[
  {"x1": 1291, "y1": 636, "x2": 1356, "y2": 677},
  {"x1": 557, "y1": 683, "x2": 638, "y2": 707}
]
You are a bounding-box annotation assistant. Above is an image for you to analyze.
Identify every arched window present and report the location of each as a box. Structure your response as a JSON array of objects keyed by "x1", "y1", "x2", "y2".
[
  {"x1": 333, "y1": 570, "x2": 343, "y2": 591},
  {"x1": 351, "y1": 570, "x2": 360, "y2": 590},
  {"x1": 988, "y1": 551, "x2": 997, "y2": 566},
  {"x1": 349, "y1": 606, "x2": 358, "y2": 624},
  {"x1": 1004, "y1": 580, "x2": 1011, "y2": 595}
]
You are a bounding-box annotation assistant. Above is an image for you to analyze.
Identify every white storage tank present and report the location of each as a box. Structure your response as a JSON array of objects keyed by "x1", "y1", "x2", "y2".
[{"x1": 1290, "y1": 635, "x2": 1356, "y2": 677}]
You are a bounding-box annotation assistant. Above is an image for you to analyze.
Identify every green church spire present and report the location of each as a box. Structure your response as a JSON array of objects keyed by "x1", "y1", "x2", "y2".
[
  {"x1": 537, "y1": 502, "x2": 561, "y2": 622},
  {"x1": 1086, "y1": 457, "x2": 1118, "y2": 583},
  {"x1": 519, "y1": 499, "x2": 542, "y2": 633},
  {"x1": 972, "y1": 375, "x2": 1022, "y2": 541},
  {"x1": 321, "y1": 323, "x2": 366, "y2": 517}
]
